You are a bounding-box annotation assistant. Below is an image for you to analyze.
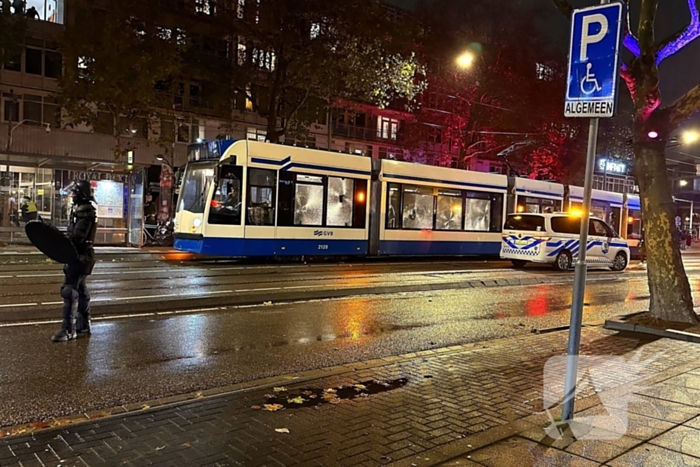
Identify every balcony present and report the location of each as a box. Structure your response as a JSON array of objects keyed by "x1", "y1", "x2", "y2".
[{"x1": 333, "y1": 124, "x2": 384, "y2": 143}]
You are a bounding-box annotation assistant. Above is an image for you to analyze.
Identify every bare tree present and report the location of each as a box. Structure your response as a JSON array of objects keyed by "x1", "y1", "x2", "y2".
[{"x1": 552, "y1": 0, "x2": 700, "y2": 323}]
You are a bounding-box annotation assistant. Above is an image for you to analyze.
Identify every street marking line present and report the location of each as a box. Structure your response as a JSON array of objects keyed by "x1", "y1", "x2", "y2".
[
  {"x1": 15, "y1": 274, "x2": 63, "y2": 278},
  {"x1": 0, "y1": 303, "x2": 38, "y2": 308},
  {"x1": 235, "y1": 287, "x2": 281, "y2": 292},
  {"x1": 41, "y1": 301, "x2": 63, "y2": 306}
]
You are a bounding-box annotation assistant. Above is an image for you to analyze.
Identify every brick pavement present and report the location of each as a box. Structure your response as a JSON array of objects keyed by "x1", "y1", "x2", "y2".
[{"x1": 1, "y1": 327, "x2": 700, "y2": 466}]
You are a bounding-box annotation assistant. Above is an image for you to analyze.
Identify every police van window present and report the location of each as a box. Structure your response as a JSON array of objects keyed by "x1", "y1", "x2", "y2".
[
  {"x1": 551, "y1": 216, "x2": 581, "y2": 235},
  {"x1": 247, "y1": 168, "x2": 276, "y2": 226},
  {"x1": 592, "y1": 219, "x2": 613, "y2": 237},
  {"x1": 208, "y1": 165, "x2": 243, "y2": 225},
  {"x1": 402, "y1": 185, "x2": 434, "y2": 230},
  {"x1": 386, "y1": 183, "x2": 401, "y2": 229},
  {"x1": 178, "y1": 161, "x2": 216, "y2": 214},
  {"x1": 504, "y1": 214, "x2": 545, "y2": 232},
  {"x1": 326, "y1": 177, "x2": 354, "y2": 227},
  {"x1": 436, "y1": 189, "x2": 463, "y2": 231},
  {"x1": 294, "y1": 174, "x2": 324, "y2": 226}
]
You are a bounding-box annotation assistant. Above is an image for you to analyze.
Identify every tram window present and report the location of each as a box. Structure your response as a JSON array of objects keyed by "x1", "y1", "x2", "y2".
[
  {"x1": 208, "y1": 165, "x2": 243, "y2": 225},
  {"x1": 436, "y1": 189, "x2": 463, "y2": 231},
  {"x1": 353, "y1": 180, "x2": 367, "y2": 229},
  {"x1": 386, "y1": 183, "x2": 401, "y2": 229},
  {"x1": 327, "y1": 177, "x2": 354, "y2": 227},
  {"x1": 402, "y1": 185, "x2": 434, "y2": 230},
  {"x1": 489, "y1": 194, "x2": 504, "y2": 232},
  {"x1": 276, "y1": 172, "x2": 295, "y2": 227},
  {"x1": 627, "y1": 210, "x2": 642, "y2": 238},
  {"x1": 247, "y1": 168, "x2": 276, "y2": 226},
  {"x1": 464, "y1": 190, "x2": 503, "y2": 232},
  {"x1": 178, "y1": 162, "x2": 216, "y2": 214},
  {"x1": 294, "y1": 174, "x2": 324, "y2": 226}
]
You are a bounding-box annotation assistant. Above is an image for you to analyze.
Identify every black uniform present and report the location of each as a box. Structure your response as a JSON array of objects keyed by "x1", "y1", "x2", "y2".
[{"x1": 53, "y1": 181, "x2": 97, "y2": 342}]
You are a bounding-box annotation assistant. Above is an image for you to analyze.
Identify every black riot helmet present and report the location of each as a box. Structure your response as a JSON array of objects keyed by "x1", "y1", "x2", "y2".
[{"x1": 68, "y1": 180, "x2": 94, "y2": 202}]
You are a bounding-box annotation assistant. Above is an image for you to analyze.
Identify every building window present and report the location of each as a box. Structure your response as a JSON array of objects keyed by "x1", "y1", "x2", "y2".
[
  {"x1": 285, "y1": 134, "x2": 316, "y2": 148},
  {"x1": 252, "y1": 48, "x2": 276, "y2": 71},
  {"x1": 536, "y1": 63, "x2": 554, "y2": 81},
  {"x1": 23, "y1": 95, "x2": 42, "y2": 124},
  {"x1": 310, "y1": 23, "x2": 321, "y2": 39},
  {"x1": 344, "y1": 142, "x2": 371, "y2": 156},
  {"x1": 237, "y1": 39, "x2": 247, "y2": 66},
  {"x1": 195, "y1": 0, "x2": 215, "y2": 15},
  {"x1": 3, "y1": 98, "x2": 19, "y2": 122},
  {"x1": 247, "y1": 127, "x2": 266, "y2": 141},
  {"x1": 26, "y1": 48, "x2": 42, "y2": 75},
  {"x1": 236, "y1": 0, "x2": 245, "y2": 19},
  {"x1": 377, "y1": 116, "x2": 398, "y2": 140},
  {"x1": 44, "y1": 51, "x2": 62, "y2": 79}
]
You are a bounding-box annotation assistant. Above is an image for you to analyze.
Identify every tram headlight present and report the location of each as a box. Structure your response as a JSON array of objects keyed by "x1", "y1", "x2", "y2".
[{"x1": 193, "y1": 218, "x2": 202, "y2": 228}]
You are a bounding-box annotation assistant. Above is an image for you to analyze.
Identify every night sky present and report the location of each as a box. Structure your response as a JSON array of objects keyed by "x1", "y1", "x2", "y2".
[{"x1": 390, "y1": 0, "x2": 700, "y2": 154}]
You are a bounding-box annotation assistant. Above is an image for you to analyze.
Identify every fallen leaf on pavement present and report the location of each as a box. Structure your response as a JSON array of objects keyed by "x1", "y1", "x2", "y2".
[
  {"x1": 353, "y1": 384, "x2": 367, "y2": 391},
  {"x1": 275, "y1": 428, "x2": 290, "y2": 433},
  {"x1": 263, "y1": 404, "x2": 284, "y2": 412},
  {"x1": 273, "y1": 387, "x2": 287, "y2": 392},
  {"x1": 251, "y1": 405, "x2": 261, "y2": 410},
  {"x1": 265, "y1": 394, "x2": 277, "y2": 399},
  {"x1": 288, "y1": 396, "x2": 304, "y2": 404}
]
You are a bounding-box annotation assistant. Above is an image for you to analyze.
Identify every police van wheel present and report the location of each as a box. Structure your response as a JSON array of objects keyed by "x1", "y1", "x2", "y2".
[
  {"x1": 511, "y1": 259, "x2": 527, "y2": 269},
  {"x1": 610, "y1": 252, "x2": 628, "y2": 271},
  {"x1": 554, "y1": 251, "x2": 572, "y2": 271}
]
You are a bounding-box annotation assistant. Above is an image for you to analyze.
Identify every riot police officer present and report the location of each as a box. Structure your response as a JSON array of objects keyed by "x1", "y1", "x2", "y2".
[{"x1": 52, "y1": 180, "x2": 98, "y2": 342}]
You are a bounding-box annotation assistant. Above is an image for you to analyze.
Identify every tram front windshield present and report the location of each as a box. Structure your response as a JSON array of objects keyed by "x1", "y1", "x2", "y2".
[{"x1": 177, "y1": 161, "x2": 216, "y2": 214}]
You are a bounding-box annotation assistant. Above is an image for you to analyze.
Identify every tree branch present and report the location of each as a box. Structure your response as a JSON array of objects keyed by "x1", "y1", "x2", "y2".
[
  {"x1": 638, "y1": 0, "x2": 659, "y2": 60},
  {"x1": 655, "y1": 0, "x2": 700, "y2": 65},
  {"x1": 619, "y1": 0, "x2": 641, "y2": 57},
  {"x1": 667, "y1": 83, "x2": 700, "y2": 127},
  {"x1": 551, "y1": 0, "x2": 573, "y2": 19}
]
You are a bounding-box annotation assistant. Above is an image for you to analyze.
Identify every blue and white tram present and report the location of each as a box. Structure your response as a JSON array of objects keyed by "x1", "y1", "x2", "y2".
[
  {"x1": 378, "y1": 160, "x2": 508, "y2": 255},
  {"x1": 173, "y1": 139, "x2": 639, "y2": 259},
  {"x1": 174, "y1": 140, "x2": 371, "y2": 256},
  {"x1": 510, "y1": 178, "x2": 564, "y2": 214}
]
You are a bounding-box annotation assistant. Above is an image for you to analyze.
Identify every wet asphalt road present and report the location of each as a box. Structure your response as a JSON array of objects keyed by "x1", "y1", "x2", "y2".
[
  {"x1": 0, "y1": 256, "x2": 699, "y2": 428},
  {"x1": 0, "y1": 257, "x2": 688, "y2": 317}
]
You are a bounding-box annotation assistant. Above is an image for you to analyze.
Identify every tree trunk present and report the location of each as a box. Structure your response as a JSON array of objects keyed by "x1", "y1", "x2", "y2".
[
  {"x1": 634, "y1": 131, "x2": 698, "y2": 323},
  {"x1": 266, "y1": 94, "x2": 281, "y2": 143}
]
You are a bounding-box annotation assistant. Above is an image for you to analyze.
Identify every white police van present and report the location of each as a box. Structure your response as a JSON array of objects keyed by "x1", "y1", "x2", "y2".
[{"x1": 500, "y1": 212, "x2": 630, "y2": 271}]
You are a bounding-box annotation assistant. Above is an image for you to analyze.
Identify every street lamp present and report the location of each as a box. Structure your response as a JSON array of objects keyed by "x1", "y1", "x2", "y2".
[
  {"x1": 682, "y1": 130, "x2": 699, "y2": 145},
  {"x1": 680, "y1": 180, "x2": 689, "y2": 187},
  {"x1": 456, "y1": 51, "x2": 476, "y2": 69}
]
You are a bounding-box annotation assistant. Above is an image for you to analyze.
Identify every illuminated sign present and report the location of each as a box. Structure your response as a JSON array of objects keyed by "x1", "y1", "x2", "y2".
[{"x1": 598, "y1": 158, "x2": 626, "y2": 174}]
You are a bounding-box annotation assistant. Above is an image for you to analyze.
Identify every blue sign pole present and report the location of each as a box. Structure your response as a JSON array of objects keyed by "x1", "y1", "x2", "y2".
[{"x1": 561, "y1": 0, "x2": 622, "y2": 423}]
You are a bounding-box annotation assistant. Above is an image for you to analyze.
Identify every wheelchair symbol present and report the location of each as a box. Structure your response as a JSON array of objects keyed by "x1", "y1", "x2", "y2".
[{"x1": 580, "y1": 63, "x2": 602, "y2": 95}]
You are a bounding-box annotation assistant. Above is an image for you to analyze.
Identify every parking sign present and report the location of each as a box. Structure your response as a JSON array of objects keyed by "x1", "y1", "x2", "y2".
[{"x1": 565, "y1": 3, "x2": 624, "y2": 118}]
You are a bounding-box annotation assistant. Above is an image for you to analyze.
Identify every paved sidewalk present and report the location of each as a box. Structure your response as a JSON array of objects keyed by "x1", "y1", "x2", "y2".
[{"x1": 2, "y1": 327, "x2": 700, "y2": 466}]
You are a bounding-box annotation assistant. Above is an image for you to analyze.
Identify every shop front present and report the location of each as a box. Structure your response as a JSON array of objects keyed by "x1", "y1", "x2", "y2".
[{"x1": 1, "y1": 164, "x2": 146, "y2": 246}]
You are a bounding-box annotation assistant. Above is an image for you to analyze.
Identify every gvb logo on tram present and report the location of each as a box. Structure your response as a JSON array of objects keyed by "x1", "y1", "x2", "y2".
[{"x1": 564, "y1": 3, "x2": 624, "y2": 118}]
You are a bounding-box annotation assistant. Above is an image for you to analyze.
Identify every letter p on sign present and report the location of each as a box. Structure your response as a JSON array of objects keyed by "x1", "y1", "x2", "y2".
[{"x1": 580, "y1": 14, "x2": 608, "y2": 61}]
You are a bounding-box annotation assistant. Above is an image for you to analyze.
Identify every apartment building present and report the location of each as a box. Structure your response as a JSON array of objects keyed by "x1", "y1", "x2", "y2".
[{"x1": 0, "y1": 0, "x2": 461, "y2": 244}]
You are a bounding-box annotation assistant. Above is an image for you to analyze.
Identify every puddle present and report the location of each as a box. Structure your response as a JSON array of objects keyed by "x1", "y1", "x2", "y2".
[{"x1": 258, "y1": 378, "x2": 408, "y2": 410}]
